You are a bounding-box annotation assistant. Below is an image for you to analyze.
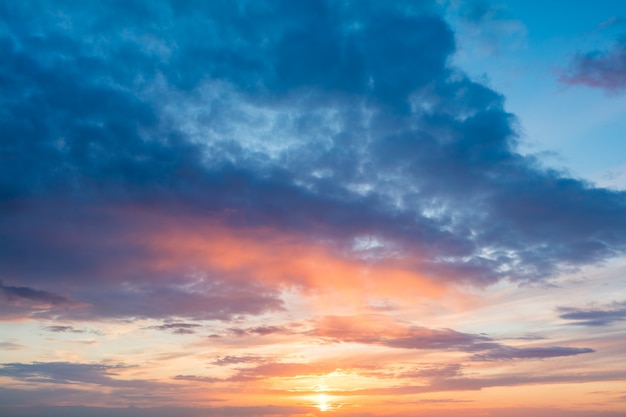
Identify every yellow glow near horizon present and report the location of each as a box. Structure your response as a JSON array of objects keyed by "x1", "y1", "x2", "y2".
[{"x1": 317, "y1": 393, "x2": 329, "y2": 412}]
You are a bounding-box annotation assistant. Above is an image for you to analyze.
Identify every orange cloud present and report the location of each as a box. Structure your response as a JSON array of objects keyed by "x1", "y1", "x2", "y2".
[{"x1": 129, "y1": 211, "x2": 448, "y2": 305}]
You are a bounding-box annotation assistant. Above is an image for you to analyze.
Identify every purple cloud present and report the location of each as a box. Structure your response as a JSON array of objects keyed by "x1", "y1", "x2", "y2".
[
  {"x1": 558, "y1": 301, "x2": 626, "y2": 326},
  {"x1": 312, "y1": 315, "x2": 594, "y2": 360},
  {"x1": 559, "y1": 40, "x2": 626, "y2": 93},
  {"x1": 0, "y1": 281, "x2": 74, "y2": 307}
]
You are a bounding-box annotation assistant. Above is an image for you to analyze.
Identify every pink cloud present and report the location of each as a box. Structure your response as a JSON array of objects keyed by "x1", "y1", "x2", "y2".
[{"x1": 559, "y1": 42, "x2": 626, "y2": 93}]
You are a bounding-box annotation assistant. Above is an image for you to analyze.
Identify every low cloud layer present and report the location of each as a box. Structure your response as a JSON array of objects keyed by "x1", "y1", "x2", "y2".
[{"x1": 311, "y1": 315, "x2": 594, "y2": 360}]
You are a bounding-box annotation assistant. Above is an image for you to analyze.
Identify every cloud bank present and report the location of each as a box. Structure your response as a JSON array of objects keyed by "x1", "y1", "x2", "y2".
[{"x1": 1, "y1": 1, "x2": 625, "y2": 321}]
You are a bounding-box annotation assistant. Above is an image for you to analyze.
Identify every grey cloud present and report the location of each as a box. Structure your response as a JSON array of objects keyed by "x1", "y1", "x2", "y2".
[
  {"x1": 472, "y1": 346, "x2": 595, "y2": 361},
  {"x1": 558, "y1": 301, "x2": 626, "y2": 326},
  {"x1": 211, "y1": 355, "x2": 263, "y2": 366},
  {"x1": 225, "y1": 325, "x2": 289, "y2": 337},
  {"x1": 0, "y1": 362, "x2": 158, "y2": 389},
  {"x1": 0, "y1": 341, "x2": 22, "y2": 350},
  {"x1": 44, "y1": 326, "x2": 85, "y2": 334},
  {"x1": 148, "y1": 322, "x2": 202, "y2": 335},
  {"x1": 173, "y1": 374, "x2": 223, "y2": 383}
]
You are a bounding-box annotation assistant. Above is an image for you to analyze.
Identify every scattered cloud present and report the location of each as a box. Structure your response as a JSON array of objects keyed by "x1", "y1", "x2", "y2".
[{"x1": 311, "y1": 315, "x2": 594, "y2": 361}]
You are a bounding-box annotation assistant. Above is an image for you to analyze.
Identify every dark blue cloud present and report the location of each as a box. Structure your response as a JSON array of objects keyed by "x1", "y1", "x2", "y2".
[{"x1": 0, "y1": 0, "x2": 625, "y2": 322}]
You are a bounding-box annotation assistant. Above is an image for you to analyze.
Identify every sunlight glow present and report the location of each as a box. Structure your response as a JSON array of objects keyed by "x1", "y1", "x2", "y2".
[{"x1": 317, "y1": 393, "x2": 329, "y2": 412}]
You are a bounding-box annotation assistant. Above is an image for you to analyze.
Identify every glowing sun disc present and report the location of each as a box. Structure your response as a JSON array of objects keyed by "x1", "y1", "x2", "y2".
[{"x1": 317, "y1": 393, "x2": 329, "y2": 412}]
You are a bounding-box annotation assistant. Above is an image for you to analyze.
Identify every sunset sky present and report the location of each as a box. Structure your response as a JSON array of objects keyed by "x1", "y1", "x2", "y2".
[{"x1": 2, "y1": 1, "x2": 626, "y2": 416}]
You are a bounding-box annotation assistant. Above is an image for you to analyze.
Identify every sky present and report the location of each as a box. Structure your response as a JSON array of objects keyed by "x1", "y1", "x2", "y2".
[{"x1": 1, "y1": 1, "x2": 626, "y2": 416}]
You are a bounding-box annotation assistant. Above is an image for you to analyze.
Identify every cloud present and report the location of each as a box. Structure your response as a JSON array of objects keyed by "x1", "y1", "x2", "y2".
[
  {"x1": 471, "y1": 346, "x2": 595, "y2": 361},
  {"x1": 0, "y1": 281, "x2": 74, "y2": 307},
  {"x1": 147, "y1": 322, "x2": 202, "y2": 335},
  {"x1": 211, "y1": 355, "x2": 262, "y2": 366},
  {"x1": 306, "y1": 369, "x2": 626, "y2": 397},
  {"x1": 559, "y1": 39, "x2": 626, "y2": 93},
  {"x1": 177, "y1": 360, "x2": 344, "y2": 384},
  {"x1": 380, "y1": 364, "x2": 464, "y2": 380},
  {"x1": 311, "y1": 315, "x2": 495, "y2": 351},
  {"x1": 44, "y1": 326, "x2": 85, "y2": 334},
  {"x1": 0, "y1": 405, "x2": 313, "y2": 417},
  {"x1": 0, "y1": 282, "x2": 82, "y2": 320},
  {"x1": 311, "y1": 315, "x2": 594, "y2": 361},
  {"x1": 173, "y1": 374, "x2": 224, "y2": 384},
  {"x1": 557, "y1": 301, "x2": 626, "y2": 326},
  {"x1": 0, "y1": 0, "x2": 625, "y2": 326},
  {"x1": 225, "y1": 325, "x2": 290, "y2": 338},
  {"x1": 414, "y1": 398, "x2": 473, "y2": 404},
  {"x1": 0, "y1": 341, "x2": 22, "y2": 350},
  {"x1": 0, "y1": 362, "x2": 145, "y2": 388}
]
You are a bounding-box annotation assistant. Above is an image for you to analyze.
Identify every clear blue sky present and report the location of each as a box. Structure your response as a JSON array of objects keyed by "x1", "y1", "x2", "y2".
[{"x1": 448, "y1": 0, "x2": 626, "y2": 188}]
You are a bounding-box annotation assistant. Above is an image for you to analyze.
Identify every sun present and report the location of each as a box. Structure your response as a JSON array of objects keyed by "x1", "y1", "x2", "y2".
[{"x1": 317, "y1": 393, "x2": 329, "y2": 412}]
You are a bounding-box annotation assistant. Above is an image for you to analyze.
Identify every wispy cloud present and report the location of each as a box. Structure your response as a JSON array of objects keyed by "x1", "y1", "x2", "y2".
[
  {"x1": 44, "y1": 326, "x2": 86, "y2": 334},
  {"x1": 211, "y1": 355, "x2": 263, "y2": 366},
  {"x1": 472, "y1": 346, "x2": 595, "y2": 361},
  {"x1": 310, "y1": 315, "x2": 594, "y2": 360},
  {"x1": 147, "y1": 322, "x2": 203, "y2": 335},
  {"x1": 0, "y1": 341, "x2": 23, "y2": 350},
  {"x1": 0, "y1": 282, "x2": 74, "y2": 307},
  {"x1": 559, "y1": 40, "x2": 626, "y2": 93},
  {"x1": 0, "y1": 362, "x2": 145, "y2": 388},
  {"x1": 557, "y1": 301, "x2": 626, "y2": 326}
]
